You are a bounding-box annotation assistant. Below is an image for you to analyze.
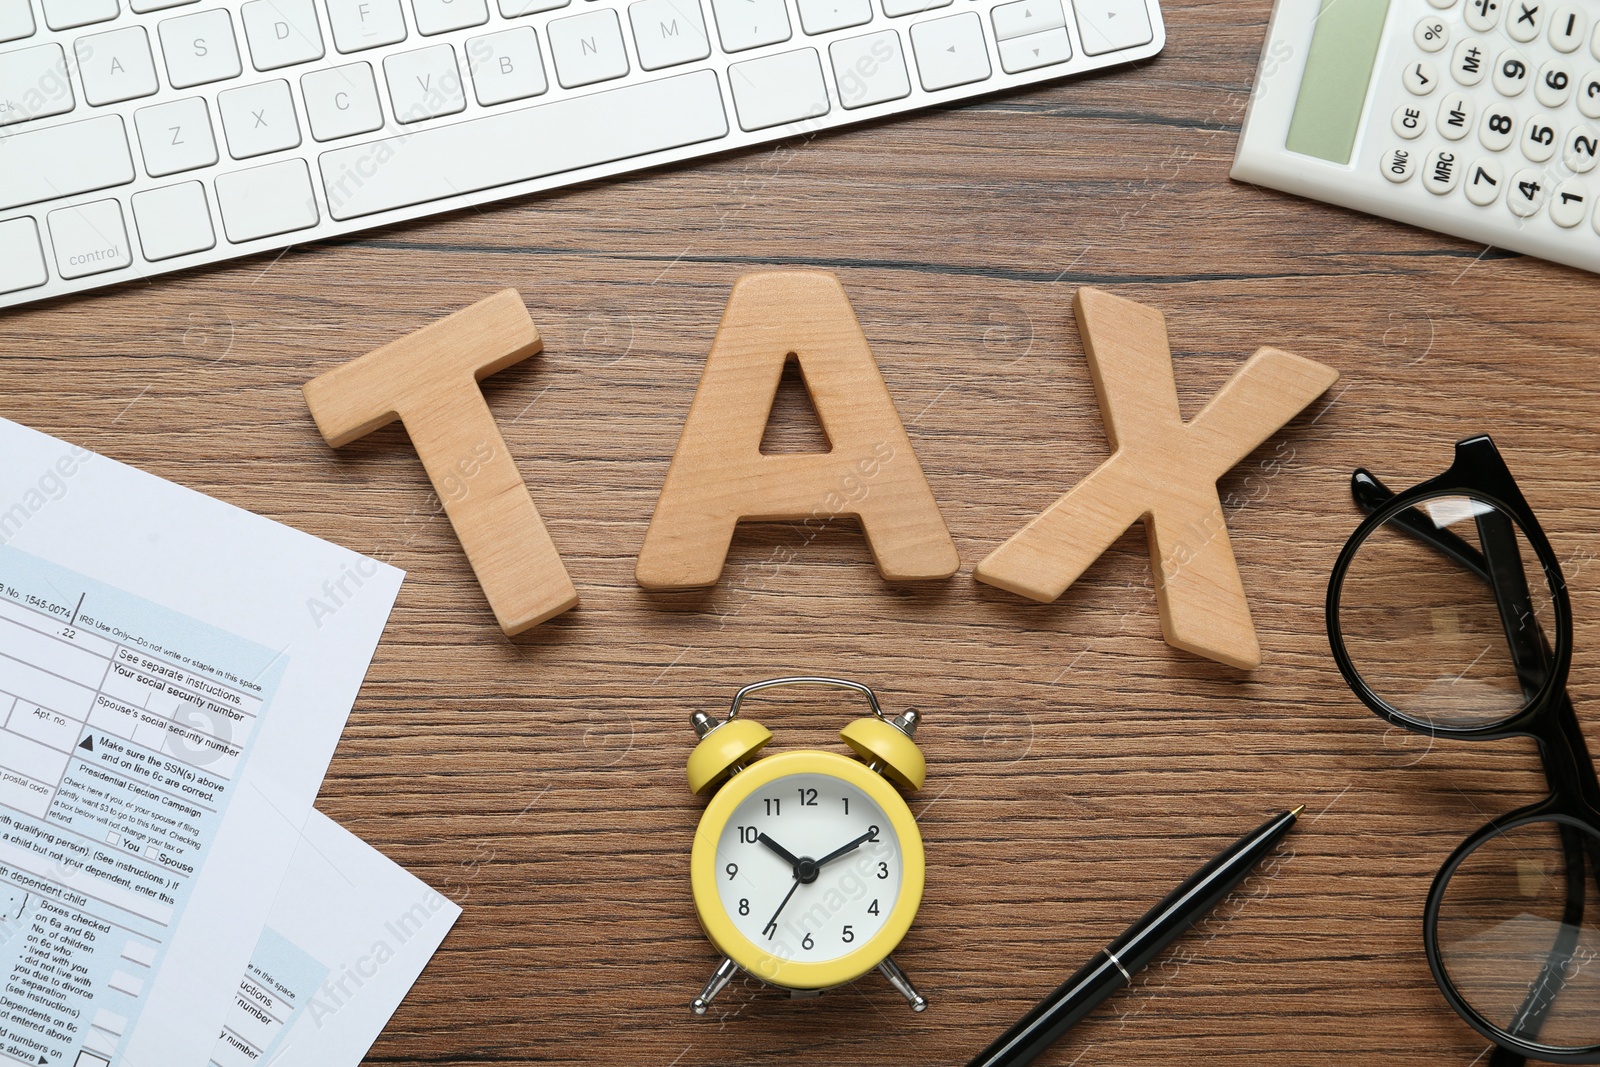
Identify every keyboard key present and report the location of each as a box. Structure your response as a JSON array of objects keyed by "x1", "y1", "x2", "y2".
[
  {"x1": 241, "y1": 0, "x2": 325, "y2": 69},
  {"x1": 498, "y1": 0, "x2": 565, "y2": 16},
  {"x1": 75, "y1": 27, "x2": 159, "y2": 105},
  {"x1": 1452, "y1": 38, "x2": 1487, "y2": 85},
  {"x1": 881, "y1": 0, "x2": 947, "y2": 16},
  {"x1": 159, "y1": 9, "x2": 243, "y2": 87},
  {"x1": 319, "y1": 69, "x2": 727, "y2": 219},
  {"x1": 0, "y1": 0, "x2": 34, "y2": 42},
  {"x1": 997, "y1": 25, "x2": 1069, "y2": 72},
  {"x1": 327, "y1": 0, "x2": 405, "y2": 52},
  {"x1": 795, "y1": 0, "x2": 868, "y2": 35},
  {"x1": 131, "y1": 0, "x2": 196, "y2": 11},
  {"x1": 1464, "y1": 156, "x2": 1503, "y2": 204},
  {"x1": 0, "y1": 218, "x2": 47, "y2": 294},
  {"x1": 830, "y1": 29, "x2": 908, "y2": 108},
  {"x1": 133, "y1": 96, "x2": 218, "y2": 174},
  {"x1": 1437, "y1": 90, "x2": 1472, "y2": 139},
  {"x1": 1550, "y1": 178, "x2": 1588, "y2": 226},
  {"x1": 991, "y1": 0, "x2": 1062, "y2": 41},
  {"x1": 413, "y1": 0, "x2": 487, "y2": 35},
  {"x1": 214, "y1": 157, "x2": 319, "y2": 240},
  {"x1": 132, "y1": 180, "x2": 216, "y2": 259},
  {"x1": 466, "y1": 27, "x2": 547, "y2": 104},
  {"x1": 385, "y1": 44, "x2": 466, "y2": 121},
  {"x1": 909, "y1": 12, "x2": 989, "y2": 91},
  {"x1": 727, "y1": 46, "x2": 826, "y2": 130},
  {"x1": 42, "y1": 0, "x2": 115, "y2": 30},
  {"x1": 1074, "y1": 0, "x2": 1151, "y2": 55},
  {"x1": 710, "y1": 0, "x2": 789, "y2": 52},
  {"x1": 548, "y1": 9, "x2": 628, "y2": 87},
  {"x1": 0, "y1": 115, "x2": 133, "y2": 209},
  {"x1": 218, "y1": 79, "x2": 301, "y2": 156},
  {"x1": 1481, "y1": 104, "x2": 1515, "y2": 149},
  {"x1": 302, "y1": 60, "x2": 384, "y2": 137},
  {"x1": 0, "y1": 43, "x2": 73, "y2": 124},
  {"x1": 1494, "y1": 48, "x2": 1529, "y2": 95},
  {"x1": 629, "y1": 0, "x2": 711, "y2": 71},
  {"x1": 1565, "y1": 123, "x2": 1598, "y2": 171},
  {"x1": 1505, "y1": 0, "x2": 1542, "y2": 42},
  {"x1": 1550, "y1": 5, "x2": 1586, "y2": 52},
  {"x1": 1508, "y1": 167, "x2": 1547, "y2": 216},
  {"x1": 47, "y1": 198, "x2": 131, "y2": 278},
  {"x1": 1422, "y1": 146, "x2": 1461, "y2": 193},
  {"x1": 1523, "y1": 113, "x2": 1558, "y2": 161}
]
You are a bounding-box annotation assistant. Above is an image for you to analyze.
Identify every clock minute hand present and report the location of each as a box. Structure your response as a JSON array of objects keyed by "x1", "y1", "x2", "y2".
[
  {"x1": 756, "y1": 832, "x2": 804, "y2": 872},
  {"x1": 761, "y1": 876, "x2": 801, "y2": 940},
  {"x1": 814, "y1": 826, "x2": 879, "y2": 869}
]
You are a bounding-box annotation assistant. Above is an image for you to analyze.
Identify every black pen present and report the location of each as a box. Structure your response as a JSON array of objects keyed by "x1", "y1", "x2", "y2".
[{"x1": 965, "y1": 805, "x2": 1304, "y2": 1067}]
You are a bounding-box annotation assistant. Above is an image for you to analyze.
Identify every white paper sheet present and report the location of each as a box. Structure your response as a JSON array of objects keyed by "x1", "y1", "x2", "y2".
[
  {"x1": 0, "y1": 418, "x2": 402, "y2": 1067},
  {"x1": 211, "y1": 810, "x2": 459, "y2": 1067}
]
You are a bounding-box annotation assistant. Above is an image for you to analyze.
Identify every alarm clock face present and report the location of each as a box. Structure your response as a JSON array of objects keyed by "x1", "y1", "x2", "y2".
[{"x1": 715, "y1": 772, "x2": 901, "y2": 964}]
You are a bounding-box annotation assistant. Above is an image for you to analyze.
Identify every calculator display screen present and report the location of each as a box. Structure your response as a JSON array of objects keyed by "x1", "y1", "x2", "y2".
[{"x1": 1285, "y1": 0, "x2": 1393, "y2": 164}]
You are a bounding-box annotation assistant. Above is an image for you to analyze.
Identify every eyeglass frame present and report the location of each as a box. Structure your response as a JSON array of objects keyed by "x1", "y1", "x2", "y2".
[{"x1": 1325, "y1": 434, "x2": 1600, "y2": 1065}]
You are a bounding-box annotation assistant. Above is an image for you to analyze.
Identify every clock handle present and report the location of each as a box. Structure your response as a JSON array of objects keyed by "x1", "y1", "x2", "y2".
[{"x1": 726, "y1": 676, "x2": 886, "y2": 721}]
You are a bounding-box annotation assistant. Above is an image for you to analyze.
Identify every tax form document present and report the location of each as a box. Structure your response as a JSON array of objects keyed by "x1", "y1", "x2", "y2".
[
  {"x1": 213, "y1": 811, "x2": 459, "y2": 1067},
  {"x1": 0, "y1": 418, "x2": 402, "y2": 1067}
]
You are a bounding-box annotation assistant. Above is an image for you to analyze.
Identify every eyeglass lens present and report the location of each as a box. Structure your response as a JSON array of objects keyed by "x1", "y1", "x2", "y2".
[
  {"x1": 1435, "y1": 819, "x2": 1600, "y2": 1053},
  {"x1": 1336, "y1": 494, "x2": 1558, "y2": 730}
]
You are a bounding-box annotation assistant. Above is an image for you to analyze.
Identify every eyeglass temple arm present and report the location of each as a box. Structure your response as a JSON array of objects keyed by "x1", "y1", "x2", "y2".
[{"x1": 1351, "y1": 470, "x2": 1549, "y2": 700}]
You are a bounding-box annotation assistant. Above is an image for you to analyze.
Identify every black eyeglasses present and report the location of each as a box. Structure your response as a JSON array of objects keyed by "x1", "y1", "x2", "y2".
[{"x1": 1326, "y1": 435, "x2": 1600, "y2": 1065}]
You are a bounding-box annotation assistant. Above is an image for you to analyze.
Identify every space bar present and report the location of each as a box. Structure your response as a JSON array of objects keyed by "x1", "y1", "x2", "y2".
[{"x1": 319, "y1": 70, "x2": 729, "y2": 220}]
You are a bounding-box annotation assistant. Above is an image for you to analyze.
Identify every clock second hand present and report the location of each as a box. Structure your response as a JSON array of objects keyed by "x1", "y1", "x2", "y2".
[{"x1": 761, "y1": 876, "x2": 801, "y2": 940}]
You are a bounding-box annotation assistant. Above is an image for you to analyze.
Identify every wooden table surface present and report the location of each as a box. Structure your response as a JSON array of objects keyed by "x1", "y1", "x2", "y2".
[{"x1": 4, "y1": 0, "x2": 1598, "y2": 1062}]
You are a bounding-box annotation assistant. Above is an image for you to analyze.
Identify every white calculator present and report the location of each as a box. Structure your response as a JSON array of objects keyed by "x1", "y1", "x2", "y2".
[{"x1": 1232, "y1": 0, "x2": 1600, "y2": 274}]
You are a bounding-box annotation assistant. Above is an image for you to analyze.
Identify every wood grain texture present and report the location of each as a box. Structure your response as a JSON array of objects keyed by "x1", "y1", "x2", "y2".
[
  {"x1": 974, "y1": 286, "x2": 1339, "y2": 669},
  {"x1": 2, "y1": 0, "x2": 1598, "y2": 1063}
]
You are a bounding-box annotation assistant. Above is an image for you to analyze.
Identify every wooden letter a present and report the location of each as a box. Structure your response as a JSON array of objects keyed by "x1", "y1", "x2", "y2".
[{"x1": 636, "y1": 272, "x2": 959, "y2": 589}]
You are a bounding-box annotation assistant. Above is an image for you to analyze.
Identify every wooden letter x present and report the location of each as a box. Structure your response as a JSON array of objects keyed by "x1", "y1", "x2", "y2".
[
  {"x1": 974, "y1": 288, "x2": 1338, "y2": 669},
  {"x1": 303, "y1": 290, "x2": 578, "y2": 636}
]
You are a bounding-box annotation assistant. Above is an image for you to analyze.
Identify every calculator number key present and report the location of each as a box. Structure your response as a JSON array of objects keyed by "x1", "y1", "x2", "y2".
[
  {"x1": 1382, "y1": 146, "x2": 1417, "y2": 183},
  {"x1": 1439, "y1": 91, "x2": 1474, "y2": 139},
  {"x1": 1481, "y1": 106, "x2": 1517, "y2": 150},
  {"x1": 1522, "y1": 114, "x2": 1559, "y2": 161},
  {"x1": 1565, "y1": 123, "x2": 1599, "y2": 171},
  {"x1": 1465, "y1": 157, "x2": 1504, "y2": 205},
  {"x1": 1580, "y1": 70, "x2": 1600, "y2": 118},
  {"x1": 1536, "y1": 60, "x2": 1573, "y2": 107},
  {"x1": 1405, "y1": 59, "x2": 1439, "y2": 95},
  {"x1": 1494, "y1": 49, "x2": 1529, "y2": 95},
  {"x1": 1508, "y1": 169, "x2": 1546, "y2": 216},
  {"x1": 1549, "y1": 179, "x2": 1588, "y2": 227},
  {"x1": 1453, "y1": 38, "x2": 1487, "y2": 85},
  {"x1": 1394, "y1": 104, "x2": 1426, "y2": 139}
]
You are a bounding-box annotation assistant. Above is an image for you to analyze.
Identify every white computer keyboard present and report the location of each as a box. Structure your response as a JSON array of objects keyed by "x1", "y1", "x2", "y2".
[
  {"x1": 0, "y1": 0, "x2": 1162, "y2": 308},
  {"x1": 1234, "y1": 0, "x2": 1600, "y2": 275}
]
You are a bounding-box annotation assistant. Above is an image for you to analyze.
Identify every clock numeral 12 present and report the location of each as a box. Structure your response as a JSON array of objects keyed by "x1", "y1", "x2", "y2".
[{"x1": 798, "y1": 787, "x2": 818, "y2": 806}]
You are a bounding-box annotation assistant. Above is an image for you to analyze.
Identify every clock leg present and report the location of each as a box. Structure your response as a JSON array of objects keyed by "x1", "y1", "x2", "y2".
[
  {"x1": 690, "y1": 957, "x2": 740, "y2": 1015},
  {"x1": 877, "y1": 956, "x2": 928, "y2": 1012}
]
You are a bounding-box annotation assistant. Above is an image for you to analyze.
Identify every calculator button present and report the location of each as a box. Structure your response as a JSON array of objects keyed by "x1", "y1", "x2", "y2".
[
  {"x1": 1382, "y1": 146, "x2": 1418, "y2": 183},
  {"x1": 1494, "y1": 49, "x2": 1530, "y2": 95},
  {"x1": 1581, "y1": 70, "x2": 1600, "y2": 117},
  {"x1": 1550, "y1": 5, "x2": 1586, "y2": 52},
  {"x1": 1508, "y1": 168, "x2": 1547, "y2": 215},
  {"x1": 1415, "y1": 16, "x2": 1448, "y2": 52},
  {"x1": 1465, "y1": 156, "x2": 1504, "y2": 204},
  {"x1": 1428, "y1": 0, "x2": 1456, "y2": 7},
  {"x1": 1481, "y1": 105, "x2": 1517, "y2": 149},
  {"x1": 1465, "y1": 0, "x2": 1499, "y2": 33},
  {"x1": 1439, "y1": 91, "x2": 1474, "y2": 139},
  {"x1": 1405, "y1": 59, "x2": 1439, "y2": 95},
  {"x1": 1505, "y1": 0, "x2": 1543, "y2": 43},
  {"x1": 1565, "y1": 123, "x2": 1599, "y2": 171},
  {"x1": 1423, "y1": 147, "x2": 1462, "y2": 194},
  {"x1": 1452, "y1": 38, "x2": 1487, "y2": 85},
  {"x1": 1535, "y1": 59, "x2": 1574, "y2": 106},
  {"x1": 1550, "y1": 179, "x2": 1588, "y2": 226},
  {"x1": 1394, "y1": 104, "x2": 1427, "y2": 139},
  {"x1": 1522, "y1": 113, "x2": 1559, "y2": 160}
]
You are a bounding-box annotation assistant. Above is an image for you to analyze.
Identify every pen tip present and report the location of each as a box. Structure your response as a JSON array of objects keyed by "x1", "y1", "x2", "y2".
[{"x1": 1289, "y1": 804, "x2": 1306, "y2": 818}]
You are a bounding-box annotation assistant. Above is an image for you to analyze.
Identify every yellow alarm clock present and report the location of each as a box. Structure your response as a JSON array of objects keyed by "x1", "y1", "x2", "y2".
[{"x1": 685, "y1": 676, "x2": 928, "y2": 1015}]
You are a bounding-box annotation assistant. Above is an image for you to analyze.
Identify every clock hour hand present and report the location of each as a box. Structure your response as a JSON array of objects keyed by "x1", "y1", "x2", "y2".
[
  {"x1": 813, "y1": 825, "x2": 879, "y2": 869},
  {"x1": 756, "y1": 832, "x2": 804, "y2": 872},
  {"x1": 761, "y1": 876, "x2": 801, "y2": 940}
]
